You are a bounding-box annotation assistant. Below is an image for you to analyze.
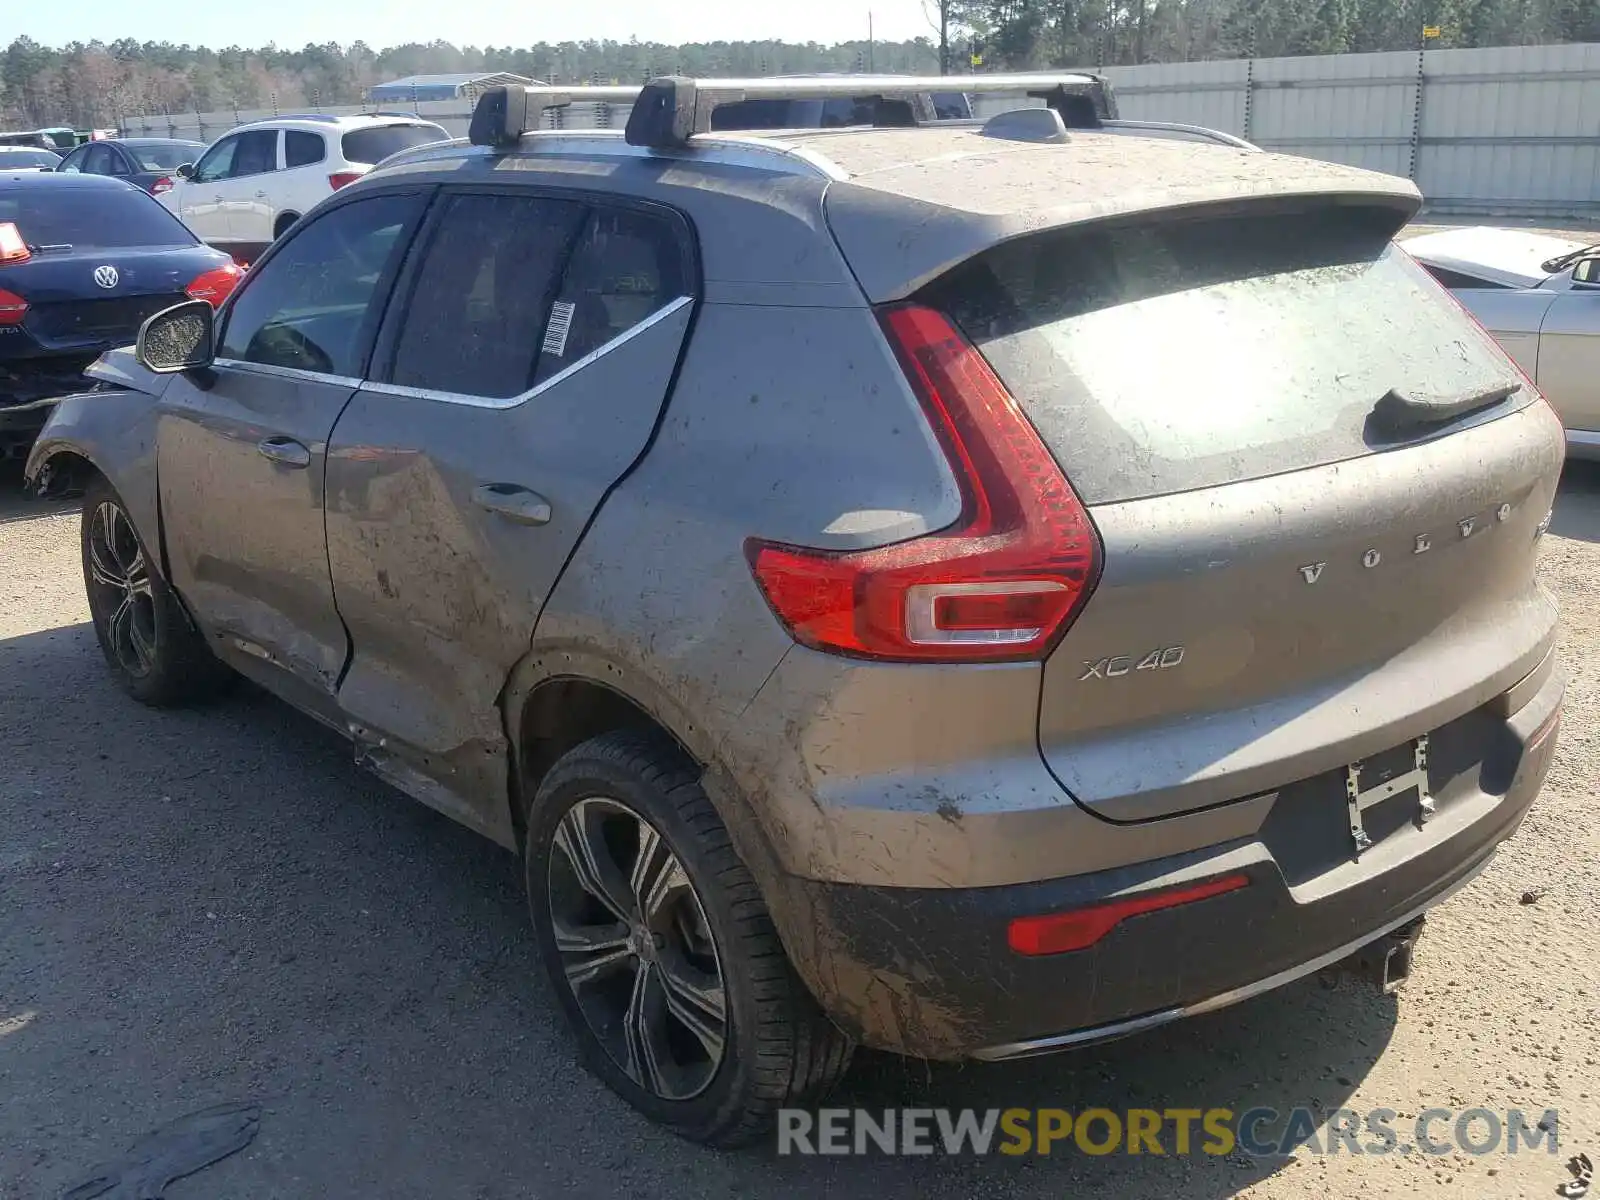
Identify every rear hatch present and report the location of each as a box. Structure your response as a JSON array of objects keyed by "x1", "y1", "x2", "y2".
[{"x1": 926, "y1": 200, "x2": 1563, "y2": 821}]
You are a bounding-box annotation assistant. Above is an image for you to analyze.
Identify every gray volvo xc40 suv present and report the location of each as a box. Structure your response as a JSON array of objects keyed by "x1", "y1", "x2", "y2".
[{"x1": 27, "y1": 77, "x2": 1565, "y2": 1146}]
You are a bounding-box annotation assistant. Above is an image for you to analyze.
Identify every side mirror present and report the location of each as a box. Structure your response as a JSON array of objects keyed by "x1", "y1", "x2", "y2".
[
  {"x1": 175, "y1": 162, "x2": 194, "y2": 180},
  {"x1": 136, "y1": 300, "x2": 215, "y2": 373}
]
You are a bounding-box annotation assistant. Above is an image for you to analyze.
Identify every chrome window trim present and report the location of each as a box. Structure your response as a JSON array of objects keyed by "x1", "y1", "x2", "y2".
[
  {"x1": 361, "y1": 293, "x2": 695, "y2": 410},
  {"x1": 213, "y1": 358, "x2": 363, "y2": 389}
]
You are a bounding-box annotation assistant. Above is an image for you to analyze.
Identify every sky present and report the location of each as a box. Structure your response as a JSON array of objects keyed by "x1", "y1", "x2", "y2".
[{"x1": 15, "y1": 0, "x2": 935, "y2": 51}]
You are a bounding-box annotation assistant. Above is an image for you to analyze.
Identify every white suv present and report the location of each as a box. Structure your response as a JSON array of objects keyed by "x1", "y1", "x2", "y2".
[{"x1": 157, "y1": 113, "x2": 449, "y2": 262}]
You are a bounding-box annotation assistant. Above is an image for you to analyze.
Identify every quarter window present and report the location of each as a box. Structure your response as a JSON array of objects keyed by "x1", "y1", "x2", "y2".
[
  {"x1": 389, "y1": 193, "x2": 587, "y2": 399},
  {"x1": 219, "y1": 193, "x2": 423, "y2": 378}
]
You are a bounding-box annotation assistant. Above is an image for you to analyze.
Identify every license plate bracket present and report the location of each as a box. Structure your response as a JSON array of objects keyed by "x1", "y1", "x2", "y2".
[{"x1": 1344, "y1": 734, "x2": 1434, "y2": 858}]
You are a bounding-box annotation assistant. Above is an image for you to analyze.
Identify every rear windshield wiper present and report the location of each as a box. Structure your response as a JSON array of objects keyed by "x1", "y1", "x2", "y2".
[
  {"x1": 1540, "y1": 243, "x2": 1600, "y2": 273},
  {"x1": 1370, "y1": 381, "x2": 1521, "y2": 432}
]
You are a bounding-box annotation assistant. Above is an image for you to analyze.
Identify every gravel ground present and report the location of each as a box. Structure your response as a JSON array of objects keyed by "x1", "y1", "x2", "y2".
[{"x1": 2, "y1": 454, "x2": 1598, "y2": 1200}]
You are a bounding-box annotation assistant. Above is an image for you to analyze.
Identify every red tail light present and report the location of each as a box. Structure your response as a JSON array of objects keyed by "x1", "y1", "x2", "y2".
[
  {"x1": 327, "y1": 172, "x2": 362, "y2": 191},
  {"x1": 150, "y1": 176, "x2": 174, "y2": 196},
  {"x1": 0, "y1": 222, "x2": 30, "y2": 264},
  {"x1": 745, "y1": 304, "x2": 1101, "y2": 663},
  {"x1": 0, "y1": 287, "x2": 28, "y2": 325},
  {"x1": 1008, "y1": 873, "x2": 1252, "y2": 956},
  {"x1": 185, "y1": 263, "x2": 243, "y2": 307}
]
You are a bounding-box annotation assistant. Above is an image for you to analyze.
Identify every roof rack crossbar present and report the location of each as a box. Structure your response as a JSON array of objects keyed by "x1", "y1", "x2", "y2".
[
  {"x1": 469, "y1": 85, "x2": 644, "y2": 148},
  {"x1": 621, "y1": 74, "x2": 1119, "y2": 149},
  {"x1": 467, "y1": 75, "x2": 1121, "y2": 151}
]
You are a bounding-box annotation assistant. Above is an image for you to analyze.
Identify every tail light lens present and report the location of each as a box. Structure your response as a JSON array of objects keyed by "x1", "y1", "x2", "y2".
[
  {"x1": 1008, "y1": 873, "x2": 1252, "y2": 956},
  {"x1": 0, "y1": 287, "x2": 28, "y2": 325},
  {"x1": 0, "y1": 222, "x2": 30, "y2": 264},
  {"x1": 745, "y1": 304, "x2": 1101, "y2": 663},
  {"x1": 150, "y1": 176, "x2": 174, "y2": 196},
  {"x1": 185, "y1": 263, "x2": 243, "y2": 307},
  {"x1": 327, "y1": 172, "x2": 363, "y2": 191}
]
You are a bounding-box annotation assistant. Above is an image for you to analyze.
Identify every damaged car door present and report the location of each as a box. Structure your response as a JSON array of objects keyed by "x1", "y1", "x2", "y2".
[
  {"x1": 322, "y1": 190, "x2": 696, "y2": 838},
  {"x1": 156, "y1": 190, "x2": 428, "y2": 714}
]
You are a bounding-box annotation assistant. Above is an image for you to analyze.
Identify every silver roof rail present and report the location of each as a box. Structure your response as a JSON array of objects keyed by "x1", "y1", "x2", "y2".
[{"x1": 1100, "y1": 118, "x2": 1260, "y2": 151}]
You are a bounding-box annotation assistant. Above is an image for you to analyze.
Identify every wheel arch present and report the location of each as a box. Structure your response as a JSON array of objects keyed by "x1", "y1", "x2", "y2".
[
  {"x1": 502, "y1": 648, "x2": 789, "y2": 893},
  {"x1": 25, "y1": 387, "x2": 168, "y2": 582},
  {"x1": 273, "y1": 211, "x2": 301, "y2": 238}
]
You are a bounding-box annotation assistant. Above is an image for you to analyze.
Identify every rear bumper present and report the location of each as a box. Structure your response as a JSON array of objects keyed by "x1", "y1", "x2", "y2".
[{"x1": 776, "y1": 662, "x2": 1562, "y2": 1060}]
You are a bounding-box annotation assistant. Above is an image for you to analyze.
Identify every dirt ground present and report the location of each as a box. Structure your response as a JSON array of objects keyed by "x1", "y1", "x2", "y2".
[{"x1": 2, "y1": 454, "x2": 1599, "y2": 1200}]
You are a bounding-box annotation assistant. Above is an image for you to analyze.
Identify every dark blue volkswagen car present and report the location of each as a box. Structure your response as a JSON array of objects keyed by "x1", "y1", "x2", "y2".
[{"x1": 0, "y1": 172, "x2": 240, "y2": 457}]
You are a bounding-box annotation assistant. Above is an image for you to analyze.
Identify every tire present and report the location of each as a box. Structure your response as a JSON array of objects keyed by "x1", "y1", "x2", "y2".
[
  {"x1": 526, "y1": 730, "x2": 854, "y2": 1147},
  {"x1": 80, "y1": 473, "x2": 232, "y2": 706},
  {"x1": 273, "y1": 212, "x2": 299, "y2": 240}
]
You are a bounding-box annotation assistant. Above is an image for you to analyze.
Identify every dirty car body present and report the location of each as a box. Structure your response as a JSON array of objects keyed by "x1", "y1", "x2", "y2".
[
  {"x1": 28, "y1": 82, "x2": 1565, "y2": 1138},
  {"x1": 1406, "y1": 224, "x2": 1600, "y2": 459}
]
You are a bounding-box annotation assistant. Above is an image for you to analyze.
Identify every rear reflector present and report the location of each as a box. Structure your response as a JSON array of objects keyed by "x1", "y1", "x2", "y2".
[
  {"x1": 0, "y1": 222, "x2": 30, "y2": 264},
  {"x1": 0, "y1": 286, "x2": 26, "y2": 325},
  {"x1": 746, "y1": 304, "x2": 1101, "y2": 663},
  {"x1": 1007, "y1": 873, "x2": 1252, "y2": 956},
  {"x1": 327, "y1": 172, "x2": 362, "y2": 191},
  {"x1": 185, "y1": 263, "x2": 243, "y2": 307}
]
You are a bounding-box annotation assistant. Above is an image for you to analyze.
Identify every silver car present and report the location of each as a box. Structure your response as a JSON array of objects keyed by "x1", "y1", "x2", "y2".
[
  {"x1": 1405, "y1": 225, "x2": 1600, "y2": 458},
  {"x1": 26, "y1": 77, "x2": 1565, "y2": 1146}
]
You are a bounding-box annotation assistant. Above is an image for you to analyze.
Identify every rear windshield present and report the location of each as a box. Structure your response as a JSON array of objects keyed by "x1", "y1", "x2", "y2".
[
  {"x1": 929, "y1": 206, "x2": 1524, "y2": 505},
  {"x1": 128, "y1": 142, "x2": 200, "y2": 171},
  {"x1": 340, "y1": 123, "x2": 448, "y2": 165},
  {"x1": 0, "y1": 187, "x2": 195, "y2": 249}
]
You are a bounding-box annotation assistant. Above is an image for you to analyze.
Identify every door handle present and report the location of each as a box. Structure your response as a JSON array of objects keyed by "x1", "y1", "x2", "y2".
[
  {"x1": 257, "y1": 437, "x2": 311, "y2": 469},
  {"x1": 473, "y1": 482, "x2": 551, "y2": 526},
  {"x1": 255, "y1": 190, "x2": 267, "y2": 198}
]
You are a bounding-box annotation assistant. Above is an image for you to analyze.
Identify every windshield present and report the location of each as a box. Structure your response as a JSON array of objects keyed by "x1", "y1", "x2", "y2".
[
  {"x1": 0, "y1": 149, "x2": 60, "y2": 169},
  {"x1": 930, "y1": 205, "x2": 1523, "y2": 504},
  {"x1": 340, "y1": 123, "x2": 448, "y2": 165},
  {"x1": 0, "y1": 187, "x2": 195, "y2": 249},
  {"x1": 129, "y1": 142, "x2": 201, "y2": 171}
]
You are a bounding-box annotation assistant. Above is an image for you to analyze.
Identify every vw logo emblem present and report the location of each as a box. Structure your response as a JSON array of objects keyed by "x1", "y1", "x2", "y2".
[{"x1": 93, "y1": 265, "x2": 119, "y2": 289}]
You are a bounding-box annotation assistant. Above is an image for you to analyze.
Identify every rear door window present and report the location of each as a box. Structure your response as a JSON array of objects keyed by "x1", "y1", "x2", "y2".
[
  {"x1": 929, "y1": 206, "x2": 1525, "y2": 505},
  {"x1": 341, "y1": 124, "x2": 447, "y2": 165},
  {"x1": 285, "y1": 130, "x2": 326, "y2": 168},
  {"x1": 533, "y1": 206, "x2": 688, "y2": 383},
  {"x1": 229, "y1": 130, "x2": 279, "y2": 178},
  {"x1": 388, "y1": 192, "x2": 587, "y2": 398}
]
